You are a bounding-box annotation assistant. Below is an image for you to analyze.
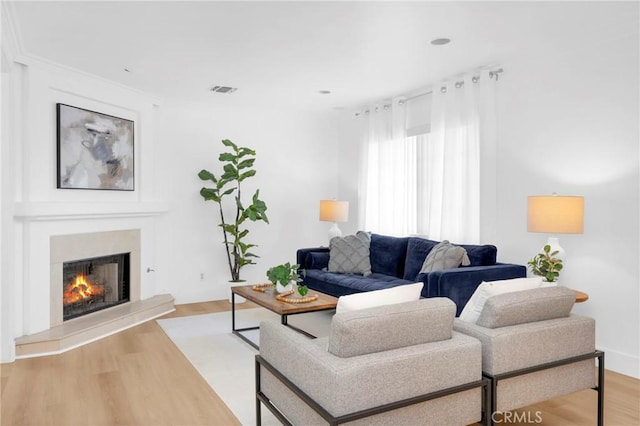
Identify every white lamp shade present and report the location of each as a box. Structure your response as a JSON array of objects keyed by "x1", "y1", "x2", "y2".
[
  {"x1": 527, "y1": 195, "x2": 584, "y2": 234},
  {"x1": 319, "y1": 200, "x2": 349, "y2": 223}
]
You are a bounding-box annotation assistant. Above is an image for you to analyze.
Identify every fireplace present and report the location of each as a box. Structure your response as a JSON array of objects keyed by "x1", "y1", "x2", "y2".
[
  {"x1": 62, "y1": 253, "x2": 130, "y2": 321},
  {"x1": 14, "y1": 228, "x2": 174, "y2": 358},
  {"x1": 48, "y1": 229, "x2": 142, "y2": 328}
]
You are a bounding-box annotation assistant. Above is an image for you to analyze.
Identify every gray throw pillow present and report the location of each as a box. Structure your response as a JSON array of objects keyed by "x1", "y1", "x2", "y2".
[
  {"x1": 420, "y1": 240, "x2": 470, "y2": 273},
  {"x1": 328, "y1": 231, "x2": 372, "y2": 276}
]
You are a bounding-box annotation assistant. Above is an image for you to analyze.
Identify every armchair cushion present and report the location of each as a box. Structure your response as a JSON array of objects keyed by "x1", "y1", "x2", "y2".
[
  {"x1": 335, "y1": 282, "x2": 423, "y2": 313},
  {"x1": 477, "y1": 286, "x2": 575, "y2": 329},
  {"x1": 328, "y1": 298, "x2": 455, "y2": 358}
]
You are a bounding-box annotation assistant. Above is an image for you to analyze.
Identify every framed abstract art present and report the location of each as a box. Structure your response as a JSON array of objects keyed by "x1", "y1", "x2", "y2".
[{"x1": 56, "y1": 103, "x2": 135, "y2": 190}]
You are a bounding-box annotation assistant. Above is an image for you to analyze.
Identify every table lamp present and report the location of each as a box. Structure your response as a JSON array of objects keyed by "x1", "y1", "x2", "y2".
[
  {"x1": 527, "y1": 194, "x2": 584, "y2": 260},
  {"x1": 319, "y1": 200, "x2": 349, "y2": 241}
]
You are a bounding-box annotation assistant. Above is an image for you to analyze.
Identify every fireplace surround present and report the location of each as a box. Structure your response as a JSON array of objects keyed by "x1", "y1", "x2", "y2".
[
  {"x1": 50, "y1": 229, "x2": 141, "y2": 328},
  {"x1": 15, "y1": 228, "x2": 175, "y2": 358}
]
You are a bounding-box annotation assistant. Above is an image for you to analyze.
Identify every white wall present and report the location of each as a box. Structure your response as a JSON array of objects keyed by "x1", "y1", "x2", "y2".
[
  {"x1": 155, "y1": 101, "x2": 340, "y2": 303},
  {"x1": 336, "y1": 113, "x2": 364, "y2": 236},
  {"x1": 495, "y1": 29, "x2": 639, "y2": 378}
]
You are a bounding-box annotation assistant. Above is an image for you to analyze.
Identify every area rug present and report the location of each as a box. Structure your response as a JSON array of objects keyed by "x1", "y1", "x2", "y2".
[{"x1": 156, "y1": 307, "x2": 334, "y2": 425}]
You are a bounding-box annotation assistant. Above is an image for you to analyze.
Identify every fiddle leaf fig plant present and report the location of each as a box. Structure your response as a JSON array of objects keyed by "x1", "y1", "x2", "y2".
[
  {"x1": 527, "y1": 244, "x2": 563, "y2": 282},
  {"x1": 198, "y1": 139, "x2": 269, "y2": 282}
]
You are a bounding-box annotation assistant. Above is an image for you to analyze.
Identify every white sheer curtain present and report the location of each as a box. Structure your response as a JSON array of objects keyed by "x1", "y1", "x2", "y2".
[
  {"x1": 359, "y1": 70, "x2": 497, "y2": 242},
  {"x1": 422, "y1": 70, "x2": 496, "y2": 243},
  {"x1": 359, "y1": 98, "x2": 417, "y2": 236}
]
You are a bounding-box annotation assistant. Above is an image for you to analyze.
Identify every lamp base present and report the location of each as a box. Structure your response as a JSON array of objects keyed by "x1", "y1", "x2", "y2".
[
  {"x1": 541, "y1": 236, "x2": 565, "y2": 261},
  {"x1": 328, "y1": 222, "x2": 343, "y2": 241}
]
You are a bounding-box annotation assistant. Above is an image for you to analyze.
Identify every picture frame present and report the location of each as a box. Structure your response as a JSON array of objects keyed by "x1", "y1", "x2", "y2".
[{"x1": 56, "y1": 103, "x2": 135, "y2": 191}]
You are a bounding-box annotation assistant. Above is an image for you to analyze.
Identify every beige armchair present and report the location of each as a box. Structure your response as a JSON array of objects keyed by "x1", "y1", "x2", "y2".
[
  {"x1": 256, "y1": 298, "x2": 489, "y2": 425},
  {"x1": 453, "y1": 286, "x2": 604, "y2": 426}
]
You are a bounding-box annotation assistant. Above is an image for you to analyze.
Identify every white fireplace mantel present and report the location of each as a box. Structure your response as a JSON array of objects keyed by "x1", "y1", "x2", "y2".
[{"x1": 14, "y1": 201, "x2": 169, "y2": 221}]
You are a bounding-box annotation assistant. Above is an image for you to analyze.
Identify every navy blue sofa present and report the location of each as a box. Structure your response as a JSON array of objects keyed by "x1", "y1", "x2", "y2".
[{"x1": 296, "y1": 233, "x2": 526, "y2": 316}]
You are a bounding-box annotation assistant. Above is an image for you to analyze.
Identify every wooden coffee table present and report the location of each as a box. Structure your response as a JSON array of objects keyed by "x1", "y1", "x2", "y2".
[{"x1": 231, "y1": 284, "x2": 338, "y2": 349}]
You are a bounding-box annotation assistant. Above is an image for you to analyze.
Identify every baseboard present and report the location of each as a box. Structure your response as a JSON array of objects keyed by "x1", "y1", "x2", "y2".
[{"x1": 598, "y1": 345, "x2": 640, "y2": 379}]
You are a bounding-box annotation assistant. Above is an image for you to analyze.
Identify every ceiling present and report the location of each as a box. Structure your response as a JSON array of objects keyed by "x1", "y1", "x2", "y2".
[{"x1": 6, "y1": 1, "x2": 638, "y2": 111}]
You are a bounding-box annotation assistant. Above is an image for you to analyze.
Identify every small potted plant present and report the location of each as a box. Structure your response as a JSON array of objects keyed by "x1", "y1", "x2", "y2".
[
  {"x1": 527, "y1": 244, "x2": 563, "y2": 283},
  {"x1": 266, "y1": 262, "x2": 303, "y2": 293}
]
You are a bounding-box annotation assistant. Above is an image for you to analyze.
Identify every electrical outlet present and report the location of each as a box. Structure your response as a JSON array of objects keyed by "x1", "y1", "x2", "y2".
[{"x1": 200, "y1": 273, "x2": 205, "y2": 280}]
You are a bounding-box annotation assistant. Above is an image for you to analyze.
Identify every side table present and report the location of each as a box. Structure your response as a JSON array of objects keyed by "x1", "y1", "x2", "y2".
[{"x1": 573, "y1": 290, "x2": 589, "y2": 303}]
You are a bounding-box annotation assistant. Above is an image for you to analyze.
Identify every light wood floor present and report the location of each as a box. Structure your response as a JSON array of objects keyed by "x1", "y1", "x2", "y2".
[{"x1": 1, "y1": 301, "x2": 639, "y2": 426}]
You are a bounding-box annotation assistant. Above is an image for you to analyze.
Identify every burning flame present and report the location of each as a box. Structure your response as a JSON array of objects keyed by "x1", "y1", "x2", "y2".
[{"x1": 63, "y1": 274, "x2": 104, "y2": 305}]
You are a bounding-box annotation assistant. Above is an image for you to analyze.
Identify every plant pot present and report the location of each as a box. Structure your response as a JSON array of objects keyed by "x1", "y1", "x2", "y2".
[{"x1": 275, "y1": 282, "x2": 293, "y2": 294}]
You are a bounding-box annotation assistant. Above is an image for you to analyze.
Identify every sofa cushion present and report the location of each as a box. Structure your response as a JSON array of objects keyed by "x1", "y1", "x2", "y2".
[
  {"x1": 403, "y1": 237, "x2": 439, "y2": 280},
  {"x1": 459, "y1": 244, "x2": 497, "y2": 266},
  {"x1": 477, "y1": 286, "x2": 576, "y2": 329},
  {"x1": 336, "y1": 282, "x2": 423, "y2": 313},
  {"x1": 458, "y1": 276, "x2": 543, "y2": 323},
  {"x1": 420, "y1": 240, "x2": 471, "y2": 273},
  {"x1": 369, "y1": 234, "x2": 409, "y2": 278},
  {"x1": 328, "y1": 231, "x2": 372, "y2": 276},
  {"x1": 328, "y1": 298, "x2": 455, "y2": 358},
  {"x1": 303, "y1": 269, "x2": 415, "y2": 298}
]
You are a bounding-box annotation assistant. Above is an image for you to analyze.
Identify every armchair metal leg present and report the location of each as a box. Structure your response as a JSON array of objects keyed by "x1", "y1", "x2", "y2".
[
  {"x1": 596, "y1": 351, "x2": 605, "y2": 426},
  {"x1": 490, "y1": 375, "x2": 498, "y2": 426},
  {"x1": 485, "y1": 350, "x2": 605, "y2": 426},
  {"x1": 255, "y1": 357, "x2": 261, "y2": 426},
  {"x1": 482, "y1": 378, "x2": 492, "y2": 426}
]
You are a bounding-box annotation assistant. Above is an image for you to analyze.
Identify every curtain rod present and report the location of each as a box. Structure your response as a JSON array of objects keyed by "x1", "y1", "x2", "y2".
[
  {"x1": 405, "y1": 68, "x2": 503, "y2": 102},
  {"x1": 357, "y1": 68, "x2": 503, "y2": 115}
]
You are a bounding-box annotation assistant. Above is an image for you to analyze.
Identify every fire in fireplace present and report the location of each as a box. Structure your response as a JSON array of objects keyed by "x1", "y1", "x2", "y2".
[{"x1": 62, "y1": 253, "x2": 130, "y2": 321}]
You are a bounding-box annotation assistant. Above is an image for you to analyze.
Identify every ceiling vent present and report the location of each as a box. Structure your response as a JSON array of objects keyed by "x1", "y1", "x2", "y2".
[{"x1": 210, "y1": 86, "x2": 238, "y2": 94}]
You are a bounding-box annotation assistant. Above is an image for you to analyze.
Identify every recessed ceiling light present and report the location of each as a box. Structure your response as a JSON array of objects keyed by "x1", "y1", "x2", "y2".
[
  {"x1": 430, "y1": 38, "x2": 451, "y2": 46},
  {"x1": 318, "y1": 90, "x2": 332, "y2": 95}
]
